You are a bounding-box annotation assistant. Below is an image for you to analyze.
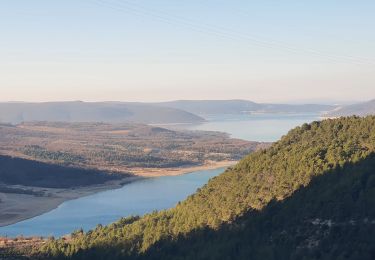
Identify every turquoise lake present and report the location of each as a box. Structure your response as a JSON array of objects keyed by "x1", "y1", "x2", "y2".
[{"x1": 0, "y1": 113, "x2": 319, "y2": 237}]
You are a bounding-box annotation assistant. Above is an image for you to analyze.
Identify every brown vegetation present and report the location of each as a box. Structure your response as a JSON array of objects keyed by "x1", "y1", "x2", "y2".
[{"x1": 0, "y1": 122, "x2": 266, "y2": 176}]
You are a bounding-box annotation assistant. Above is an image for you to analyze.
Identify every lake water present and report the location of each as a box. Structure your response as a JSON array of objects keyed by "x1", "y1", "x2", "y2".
[
  {"x1": 0, "y1": 168, "x2": 225, "y2": 237},
  {"x1": 180, "y1": 113, "x2": 320, "y2": 142},
  {"x1": 0, "y1": 113, "x2": 319, "y2": 237}
]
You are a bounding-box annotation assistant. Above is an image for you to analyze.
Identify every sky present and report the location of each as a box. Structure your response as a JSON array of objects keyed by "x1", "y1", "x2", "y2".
[{"x1": 0, "y1": 0, "x2": 374, "y2": 104}]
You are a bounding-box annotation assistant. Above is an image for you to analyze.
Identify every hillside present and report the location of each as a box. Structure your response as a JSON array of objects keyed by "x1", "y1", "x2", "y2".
[
  {"x1": 0, "y1": 155, "x2": 121, "y2": 189},
  {"x1": 20, "y1": 116, "x2": 375, "y2": 260},
  {"x1": 158, "y1": 100, "x2": 334, "y2": 115},
  {"x1": 325, "y1": 99, "x2": 375, "y2": 117},
  {"x1": 0, "y1": 155, "x2": 129, "y2": 229},
  {"x1": 0, "y1": 102, "x2": 205, "y2": 125}
]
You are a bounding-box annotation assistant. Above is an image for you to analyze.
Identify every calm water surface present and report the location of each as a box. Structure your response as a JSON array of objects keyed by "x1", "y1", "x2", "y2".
[
  {"x1": 0, "y1": 168, "x2": 224, "y2": 237},
  {"x1": 183, "y1": 113, "x2": 320, "y2": 142},
  {"x1": 0, "y1": 113, "x2": 319, "y2": 237}
]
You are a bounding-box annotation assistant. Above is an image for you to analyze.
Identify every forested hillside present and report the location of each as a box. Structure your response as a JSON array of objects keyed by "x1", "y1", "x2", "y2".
[
  {"x1": 21, "y1": 116, "x2": 375, "y2": 259},
  {"x1": 0, "y1": 155, "x2": 121, "y2": 188}
]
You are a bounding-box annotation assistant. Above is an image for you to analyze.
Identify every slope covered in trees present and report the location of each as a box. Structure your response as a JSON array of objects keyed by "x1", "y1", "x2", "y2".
[
  {"x1": 25, "y1": 116, "x2": 375, "y2": 259},
  {"x1": 0, "y1": 155, "x2": 121, "y2": 188}
]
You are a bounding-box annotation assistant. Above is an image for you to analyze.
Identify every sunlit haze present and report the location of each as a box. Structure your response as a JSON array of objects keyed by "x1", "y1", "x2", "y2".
[{"x1": 1, "y1": 1, "x2": 374, "y2": 103}]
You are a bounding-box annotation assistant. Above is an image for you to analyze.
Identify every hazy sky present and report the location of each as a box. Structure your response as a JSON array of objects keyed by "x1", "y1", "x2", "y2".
[{"x1": 1, "y1": 0, "x2": 374, "y2": 103}]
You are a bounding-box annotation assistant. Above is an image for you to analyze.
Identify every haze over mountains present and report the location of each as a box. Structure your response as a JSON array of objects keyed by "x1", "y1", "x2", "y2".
[
  {"x1": 0, "y1": 100, "x2": 334, "y2": 125},
  {"x1": 157, "y1": 100, "x2": 335, "y2": 115},
  {"x1": 0, "y1": 99, "x2": 374, "y2": 126},
  {"x1": 325, "y1": 99, "x2": 375, "y2": 117},
  {"x1": 0, "y1": 102, "x2": 205, "y2": 125}
]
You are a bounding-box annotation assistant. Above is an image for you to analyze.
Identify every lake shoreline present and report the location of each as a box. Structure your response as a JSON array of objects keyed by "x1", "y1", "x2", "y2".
[
  {"x1": 0, "y1": 161, "x2": 235, "y2": 229},
  {"x1": 0, "y1": 177, "x2": 142, "y2": 229},
  {"x1": 129, "y1": 160, "x2": 236, "y2": 177}
]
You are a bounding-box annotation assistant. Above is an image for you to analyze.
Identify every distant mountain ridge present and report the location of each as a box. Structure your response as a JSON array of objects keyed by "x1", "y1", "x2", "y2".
[
  {"x1": 157, "y1": 100, "x2": 335, "y2": 115},
  {"x1": 5, "y1": 99, "x2": 372, "y2": 126},
  {"x1": 0, "y1": 101, "x2": 205, "y2": 124},
  {"x1": 325, "y1": 99, "x2": 375, "y2": 117}
]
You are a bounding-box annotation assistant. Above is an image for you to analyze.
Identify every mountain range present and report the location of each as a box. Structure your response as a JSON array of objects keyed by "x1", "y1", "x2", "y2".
[
  {"x1": 0, "y1": 102, "x2": 205, "y2": 125},
  {"x1": 0, "y1": 100, "x2": 334, "y2": 125},
  {"x1": 157, "y1": 100, "x2": 335, "y2": 115},
  {"x1": 0, "y1": 99, "x2": 374, "y2": 126}
]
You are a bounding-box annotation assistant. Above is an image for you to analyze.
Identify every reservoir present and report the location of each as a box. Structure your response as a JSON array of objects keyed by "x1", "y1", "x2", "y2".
[
  {"x1": 0, "y1": 113, "x2": 319, "y2": 237},
  {"x1": 0, "y1": 168, "x2": 225, "y2": 237}
]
